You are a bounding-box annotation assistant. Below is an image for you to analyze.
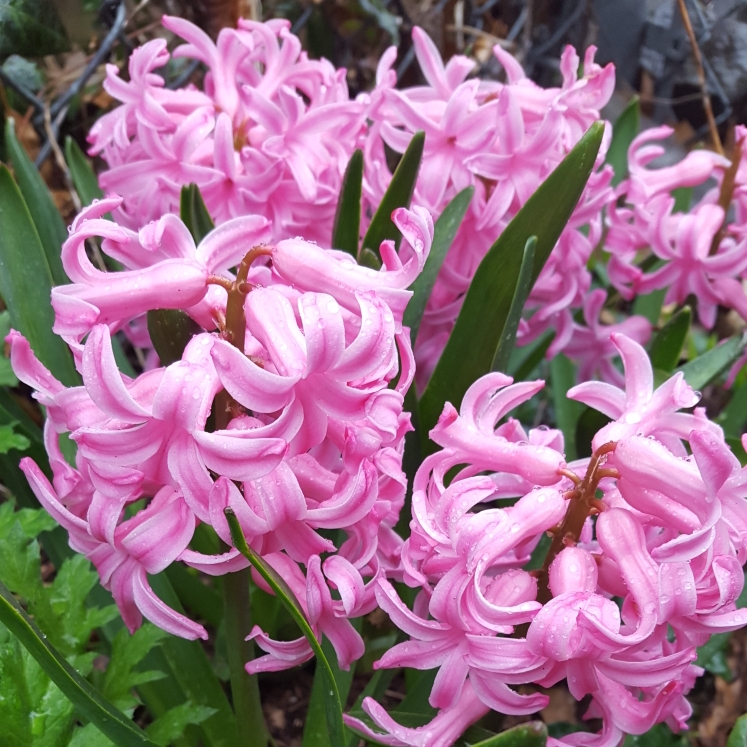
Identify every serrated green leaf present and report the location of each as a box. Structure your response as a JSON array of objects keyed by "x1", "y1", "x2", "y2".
[
  {"x1": 361, "y1": 131, "x2": 425, "y2": 259},
  {"x1": 403, "y1": 186, "x2": 473, "y2": 345},
  {"x1": 64, "y1": 137, "x2": 105, "y2": 210},
  {"x1": 0, "y1": 0, "x2": 69, "y2": 57},
  {"x1": 0, "y1": 422, "x2": 29, "y2": 453},
  {"x1": 180, "y1": 184, "x2": 215, "y2": 244},
  {"x1": 6, "y1": 118, "x2": 68, "y2": 286},
  {"x1": 146, "y1": 701, "x2": 218, "y2": 747},
  {"x1": 0, "y1": 165, "x2": 79, "y2": 386},
  {"x1": 103, "y1": 625, "x2": 170, "y2": 710},
  {"x1": 676, "y1": 333, "x2": 747, "y2": 390},
  {"x1": 649, "y1": 306, "x2": 691, "y2": 373},
  {"x1": 491, "y1": 236, "x2": 536, "y2": 373},
  {"x1": 418, "y1": 122, "x2": 604, "y2": 449},
  {"x1": 225, "y1": 508, "x2": 346, "y2": 747},
  {"x1": 147, "y1": 309, "x2": 204, "y2": 367},
  {"x1": 332, "y1": 149, "x2": 363, "y2": 257},
  {"x1": 727, "y1": 714, "x2": 747, "y2": 747},
  {"x1": 0, "y1": 578, "x2": 159, "y2": 747},
  {"x1": 466, "y1": 721, "x2": 548, "y2": 747},
  {"x1": 606, "y1": 96, "x2": 639, "y2": 186}
]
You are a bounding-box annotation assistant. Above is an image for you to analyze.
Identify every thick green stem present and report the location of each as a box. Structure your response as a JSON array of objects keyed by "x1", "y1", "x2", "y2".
[
  {"x1": 213, "y1": 245, "x2": 274, "y2": 745},
  {"x1": 222, "y1": 567, "x2": 268, "y2": 747}
]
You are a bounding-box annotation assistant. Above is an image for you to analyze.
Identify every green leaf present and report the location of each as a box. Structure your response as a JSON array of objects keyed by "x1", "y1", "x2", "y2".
[
  {"x1": 403, "y1": 186, "x2": 473, "y2": 345},
  {"x1": 142, "y1": 573, "x2": 238, "y2": 747},
  {"x1": 508, "y1": 330, "x2": 554, "y2": 382},
  {"x1": 361, "y1": 131, "x2": 425, "y2": 259},
  {"x1": 303, "y1": 622, "x2": 360, "y2": 746},
  {"x1": 491, "y1": 237, "x2": 536, "y2": 373},
  {"x1": 466, "y1": 721, "x2": 548, "y2": 747},
  {"x1": 0, "y1": 165, "x2": 79, "y2": 386},
  {"x1": 180, "y1": 184, "x2": 215, "y2": 244},
  {"x1": 550, "y1": 354, "x2": 584, "y2": 462},
  {"x1": 147, "y1": 702, "x2": 218, "y2": 747},
  {"x1": 418, "y1": 122, "x2": 604, "y2": 447},
  {"x1": 147, "y1": 309, "x2": 204, "y2": 367},
  {"x1": 649, "y1": 306, "x2": 691, "y2": 373},
  {"x1": 675, "y1": 333, "x2": 747, "y2": 390},
  {"x1": 0, "y1": 0, "x2": 69, "y2": 57},
  {"x1": 0, "y1": 356, "x2": 18, "y2": 386},
  {"x1": 6, "y1": 119, "x2": 68, "y2": 286},
  {"x1": 358, "y1": 247, "x2": 382, "y2": 270},
  {"x1": 632, "y1": 289, "x2": 665, "y2": 326},
  {"x1": 103, "y1": 625, "x2": 170, "y2": 711},
  {"x1": 718, "y1": 380, "x2": 747, "y2": 438},
  {"x1": 606, "y1": 96, "x2": 639, "y2": 186},
  {"x1": 332, "y1": 149, "x2": 363, "y2": 257},
  {"x1": 225, "y1": 508, "x2": 346, "y2": 747},
  {"x1": 727, "y1": 714, "x2": 747, "y2": 747},
  {"x1": 0, "y1": 422, "x2": 29, "y2": 454},
  {"x1": 0, "y1": 578, "x2": 159, "y2": 747},
  {"x1": 64, "y1": 137, "x2": 105, "y2": 209},
  {"x1": 623, "y1": 724, "x2": 688, "y2": 747}
]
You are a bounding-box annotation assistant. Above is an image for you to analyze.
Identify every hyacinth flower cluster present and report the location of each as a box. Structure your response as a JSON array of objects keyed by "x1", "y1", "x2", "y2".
[
  {"x1": 607, "y1": 125, "x2": 747, "y2": 331},
  {"x1": 365, "y1": 30, "x2": 653, "y2": 389},
  {"x1": 91, "y1": 17, "x2": 657, "y2": 389},
  {"x1": 346, "y1": 334, "x2": 747, "y2": 747},
  {"x1": 11, "y1": 194, "x2": 434, "y2": 667},
  {"x1": 89, "y1": 16, "x2": 364, "y2": 243}
]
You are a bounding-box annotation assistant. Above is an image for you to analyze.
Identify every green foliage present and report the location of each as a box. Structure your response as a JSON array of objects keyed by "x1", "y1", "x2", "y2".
[
  {"x1": 0, "y1": 502, "x2": 222, "y2": 747},
  {"x1": 623, "y1": 724, "x2": 689, "y2": 747},
  {"x1": 147, "y1": 309, "x2": 204, "y2": 367},
  {"x1": 180, "y1": 184, "x2": 215, "y2": 244},
  {"x1": 332, "y1": 149, "x2": 363, "y2": 257},
  {"x1": 727, "y1": 714, "x2": 747, "y2": 747},
  {"x1": 0, "y1": 502, "x2": 157, "y2": 747},
  {"x1": 226, "y1": 508, "x2": 346, "y2": 747},
  {"x1": 417, "y1": 122, "x2": 604, "y2": 450},
  {"x1": 649, "y1": 306, "x2": 691, "y2": 373},
  {"x1": 0, "y1": 0, "x2": 69, "y2": 57},
  {"x1": 0, "y1": 165, "x2": 79, "y2": 386},
  {"x1": 361, "y1": 131, "x2": 425, "y2": 259},
  {"x1": 6, "y1": 118, "x2": 68, "y2": 286},
  {"x1": 466, "y1": 722, "x2": 548, "y2": 746},
  {"x1": 606, "y1": 97, "x2": 639, "y2": 186},
  {"x1": 676, "y1": 333, "x2": 747, "y2": 389},
  {"x1": 64, "y1": 137, "x2": 105, "y2": 209},
  {"x1": 491, "y1": 237, "x2": 537, "y2": 373},
  {"x1": 403, "y1": 187, "x2": 473, "y2": 345}
]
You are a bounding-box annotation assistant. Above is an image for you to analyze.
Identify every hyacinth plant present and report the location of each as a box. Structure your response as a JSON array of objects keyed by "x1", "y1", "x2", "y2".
[{"x1": 1, "y1": 16, "x2": 747, "y2": 747}]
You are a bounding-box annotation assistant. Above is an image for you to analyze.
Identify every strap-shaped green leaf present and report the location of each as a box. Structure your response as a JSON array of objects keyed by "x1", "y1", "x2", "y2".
[
  {"x1": 64, "y1": 136, "x2": 105, "y2": 208},
  {"x1": 466, "y1": 721, "x2": 548, "y2": 747},
  {"x1": 0, "y1": 165, "x2": 79, "y2": 386},
  {"x1": 0, "y1": 578, "x2": 159, "y2": 747},
  {"x1": 5, "y1": 118, "x2": 68, "y2": 286},
  {"x1": 676, "y1": 333, "x2": 747, "y2": 390},
  {"x1": 180, "y1": 184, "x2": 215, "y2": 244},
  {"x1": 332, "y1": 149, "x2": 363, "y2": 257},
  {"x1": 303, "y1": 622, "x2": 361, "y2": 746},
  {"x1": 606, "y1": 96, "x2": 639, "y2": 186},
  {"x1": 403, "y1": 186, "x2": 473, "y2": 345},
  {"x1": 361, "y1": 131, "x2": 425, "y2": 259},
  {"x1": 225, "y1": 509, "x2": 346, "y2": 747},
  {"x1": 649, "y1": 306, "x2": 691, "y2": 373},
  {"x1": 418, "y1": 122, "x2": 604, "y2": 448},
  {"x1": 491, "y1": 236, "x2": 536, "y2": 373}
]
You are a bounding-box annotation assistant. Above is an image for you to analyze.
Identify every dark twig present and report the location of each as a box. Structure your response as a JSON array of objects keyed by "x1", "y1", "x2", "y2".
[
  {"x1": 676, "y1": 0, "x2": 724, "y2": 155},
  {"x1": 49, "y1": 1, "x2": 126, "y2": 119}
]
